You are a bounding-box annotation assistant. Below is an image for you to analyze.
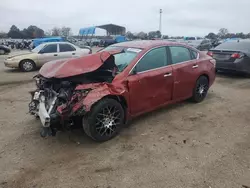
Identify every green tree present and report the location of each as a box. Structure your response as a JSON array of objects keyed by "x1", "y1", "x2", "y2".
[
  {"x1": 7, "y1": 25, "x2": 22, "y2": 38},
  {"x1": 61, "y1": 27, "x2": 72, "y2": 37},
  {"x1": 218, "y1": 28, "x2": 229, "y2": 38},
  {"x1": 137, "y1": 32, "x2": 147, "y2": 39},
  {"x1": 125, "y1": 31, "x2": 134, "y2": 39},
  {"x1": 206, "y1": 32, "x2": 217, "y2": 39},
  {"x1": 51, "y1": 27, "x2": 61, "y2": 36}
]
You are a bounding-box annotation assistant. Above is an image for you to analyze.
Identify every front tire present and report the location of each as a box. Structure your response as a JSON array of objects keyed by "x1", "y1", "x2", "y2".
[
  {"x1": 83, "y1": 98, "x2": 125, "y2": 142},
  {"x1": 19, "y1": 60, "x2": 36, "y2": 72},
  {"x1": 191, "y1": 76, "x2": 209, "y2": 103}
]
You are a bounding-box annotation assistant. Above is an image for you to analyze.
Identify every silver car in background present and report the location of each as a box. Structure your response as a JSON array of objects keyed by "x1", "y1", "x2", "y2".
[{"x1": 4, "y1": 42, "x2": 92, "y2": 72}]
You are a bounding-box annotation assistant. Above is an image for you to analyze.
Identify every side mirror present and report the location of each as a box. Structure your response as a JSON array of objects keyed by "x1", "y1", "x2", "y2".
[{"x1": 38, "y1": 50, "x2": 44, "y2": 54}]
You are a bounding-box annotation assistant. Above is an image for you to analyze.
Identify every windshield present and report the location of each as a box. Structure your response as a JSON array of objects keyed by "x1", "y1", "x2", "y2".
[
  {"x1": 215, "y1": 41, "x2": 250, "y2": 52},
  {"x1": 31, "y1": 43, "x2": 46, "y2": 53},
  {"x1": 101, "y1": 46, "x2": 141, "y2": 72}
]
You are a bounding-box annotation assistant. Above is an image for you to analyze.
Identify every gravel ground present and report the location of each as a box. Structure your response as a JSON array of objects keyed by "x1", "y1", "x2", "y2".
[
  {"x1": 0, "y1": 73, "x2": 249, "y2": 188},
  {"x1": 0, "y1": 50, "x2": 250, "y2": 188}
]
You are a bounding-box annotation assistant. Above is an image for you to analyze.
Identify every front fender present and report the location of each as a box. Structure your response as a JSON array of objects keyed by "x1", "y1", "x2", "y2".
[{"x1": 72, "y1": 83, "x2": 127, "y2": 113}]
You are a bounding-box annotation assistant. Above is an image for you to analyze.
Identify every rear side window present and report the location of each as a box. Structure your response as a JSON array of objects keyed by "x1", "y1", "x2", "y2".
[
  {"x1": 59, "y1": 44, "x2": 76, "y2": 52},
  {"x1": 136, "y1": 47, "x2": 168, "y2": 72},
  {"x1": 215, "y1": 41, "x2": 250, "y2": 52},
  {"x1": 169, "y1": 46, "x2": 191, "y2": 64},
  {"x1": 41, "y1": 44, "x2": 57, "y2": 53}
]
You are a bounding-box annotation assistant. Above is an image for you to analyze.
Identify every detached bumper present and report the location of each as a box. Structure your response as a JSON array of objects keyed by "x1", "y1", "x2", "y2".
[{"x1": 38, "y1": 99, "x2": 50, "y2": 127}]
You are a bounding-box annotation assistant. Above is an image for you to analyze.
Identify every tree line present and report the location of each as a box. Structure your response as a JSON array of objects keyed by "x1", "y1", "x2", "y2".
[
  {"x1": 126, "y1": 28, "x2": 250, "y2": 40},
  {"x1": 1, "y1": 25, "x2": 250, "y2": 40},
  {"x1": 205, "y1": 28, "x2": 250, "y2": 40},
  {"x1": 0, "y1": 25, "x2": 72, "y2": 39}
]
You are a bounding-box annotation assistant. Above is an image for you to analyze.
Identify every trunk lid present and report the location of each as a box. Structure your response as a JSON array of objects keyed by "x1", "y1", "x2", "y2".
[{"x1": 210, "y1": 49, "x2": 243, "y2": 63}]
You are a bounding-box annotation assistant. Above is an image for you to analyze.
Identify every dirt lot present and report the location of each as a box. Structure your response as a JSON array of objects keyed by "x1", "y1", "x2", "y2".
[{"x1": 0, "y1": 52, "x2": 250, "y2": 187}]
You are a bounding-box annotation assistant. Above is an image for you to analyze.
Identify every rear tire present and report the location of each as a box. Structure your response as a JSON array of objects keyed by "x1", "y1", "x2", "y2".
[
  {"x1": 19, "y1": 60, "x2": 36, "y2": 72},
  {"x1": 191, "y1": 76, "x2": 209, "y2": 103},
  {"x1": 83, "y1": 98, "x2": 125, "y2": 142}
]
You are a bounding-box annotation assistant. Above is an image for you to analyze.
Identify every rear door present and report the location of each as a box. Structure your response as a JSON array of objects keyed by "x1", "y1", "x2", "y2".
[
  {"x1": 127, "y1": 46, "x2": 173, "y2": 115},
  {"x1": 169, "y1": 46, "x2": 200, "y2": 100},
  {"x1": 37, "y1": 44, "x2": 59, "y2": 64},
  {"x1": 58, "y1": 43, "x2": 77, "y2": 59}
]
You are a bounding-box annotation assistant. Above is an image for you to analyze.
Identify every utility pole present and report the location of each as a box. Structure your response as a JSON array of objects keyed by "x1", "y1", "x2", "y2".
[{"x1": 159, "y1": 9, "x2": 162, "y2": 33}]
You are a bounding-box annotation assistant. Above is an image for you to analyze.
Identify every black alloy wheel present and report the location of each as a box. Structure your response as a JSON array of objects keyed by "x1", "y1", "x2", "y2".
[
  {"x1": 192, "y1": 76, "x2": 209, "y2": 103},
  {"x1": 83, "y1": 98, "x2": 125, "y2": 142}
]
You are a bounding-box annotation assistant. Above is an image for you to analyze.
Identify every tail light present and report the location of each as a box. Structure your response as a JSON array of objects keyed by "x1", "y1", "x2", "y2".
[
  {"x1": 207, "y1": 51, "x2": 213, "y2": 57},
  {"x1": 231, "y1": 53, "x2": 243, "y2": 59}
]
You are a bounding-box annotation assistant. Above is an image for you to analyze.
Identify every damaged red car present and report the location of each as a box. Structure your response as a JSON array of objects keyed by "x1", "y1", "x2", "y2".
[{"x1": 29, "y1": 40, "x2": 216, "y2": 142}]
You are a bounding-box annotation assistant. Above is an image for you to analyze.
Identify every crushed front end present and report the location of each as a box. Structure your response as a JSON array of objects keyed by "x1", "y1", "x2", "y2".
[
  {"x1": 29, "y1": 75, "x2": 90, "y2": 137},
  {"x1": 28, "y1": 51, "x2": 125, "y2": 138}
]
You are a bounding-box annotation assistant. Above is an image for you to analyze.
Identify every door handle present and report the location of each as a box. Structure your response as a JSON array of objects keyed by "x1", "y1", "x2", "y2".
[
  {"x1": 192, "y1": 65, "x2": 198, "y2": 69},
  {"x1": 54, "y1": 54, "x2": 58, "y2": 56},
  {"x1": 72, "y1": 53, "x2": 75, "y2": 55},
  {"x1": 164, "y1": 73, "x2": 172, "y2": 77}
]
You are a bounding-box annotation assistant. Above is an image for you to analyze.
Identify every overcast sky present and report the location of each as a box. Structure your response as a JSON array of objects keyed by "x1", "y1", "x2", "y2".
[{"x1": 1, "y1": 0, "x2": 250, "y2": 36}]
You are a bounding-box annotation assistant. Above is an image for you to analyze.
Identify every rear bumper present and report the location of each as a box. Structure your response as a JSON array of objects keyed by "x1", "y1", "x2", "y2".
[{"x1": 216, "y1": 61, "x2": 250, "y2": 73}]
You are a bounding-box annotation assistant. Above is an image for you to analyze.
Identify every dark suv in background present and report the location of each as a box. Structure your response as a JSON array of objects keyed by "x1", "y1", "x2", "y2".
[{"x1": 187, "y1": 39, "x2": 212, "y2": 51}]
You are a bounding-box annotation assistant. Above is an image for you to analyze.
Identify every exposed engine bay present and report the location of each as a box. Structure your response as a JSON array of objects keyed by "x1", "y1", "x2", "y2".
[{"x1": 28, "y1": 54, "x2": 119, "y2": 137}]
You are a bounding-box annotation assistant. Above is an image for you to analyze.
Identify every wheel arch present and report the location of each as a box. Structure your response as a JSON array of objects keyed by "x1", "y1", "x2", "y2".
[
  {"x1": 19, "y1": 59, "x2": 36, "y2": 69},
  {"x1": 103, "y1": 95, "x2": 128, "y2": 110},
  {"x1": 197, "y1": 73, "x2": 209, "y2": 85},
  {"x1": 86, "y1": 94, "x2": 128, "y2": 123}
]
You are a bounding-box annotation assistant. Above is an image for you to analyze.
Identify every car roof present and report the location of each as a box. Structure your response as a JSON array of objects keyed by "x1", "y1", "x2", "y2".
[
  {"x1": 41, "y1": 41, "x2": 75, "y2": 45},
  {"x1": 112, "y1": 40, "x2": 180, "y2": 49}
]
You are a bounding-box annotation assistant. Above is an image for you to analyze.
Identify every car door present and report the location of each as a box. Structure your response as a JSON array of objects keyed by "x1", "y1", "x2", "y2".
[
  {"x1": 127, "y1": 46, "x2": 174, "y2": 116},
  {"x1": 58, "y1": 43, "x2": 77, "y2": 59},
  {"x1": 37, "y1": 44, "x2": 59, "y2": 65},
  {"x1": 169, "y1": 46, "x2": 200, "y2": 100}
]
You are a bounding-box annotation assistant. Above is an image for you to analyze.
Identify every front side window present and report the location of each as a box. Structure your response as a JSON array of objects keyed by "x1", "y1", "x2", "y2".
[
  {"x1": 136, "y1": 47, "x2": 167, "y2": 73},
  {"x1": 59, "y1": 44, "x2": 76, "y2": 52},
  {"x1": 41, "y1": 44, "x2": 57, "y2": 53},
  {"x1": 169, "y1": 46, "x2": 192, "y2": 64}
]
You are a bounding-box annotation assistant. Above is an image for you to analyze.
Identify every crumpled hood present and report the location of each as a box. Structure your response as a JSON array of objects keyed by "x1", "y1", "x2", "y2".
[{"x1": 39, "y1": 51, "x2": 120, "y2": 78}]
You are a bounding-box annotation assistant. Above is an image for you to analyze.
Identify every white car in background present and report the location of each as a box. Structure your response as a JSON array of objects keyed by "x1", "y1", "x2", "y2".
[{"x1": 4, "y1": 42, "x2": 92, "y2": 72}]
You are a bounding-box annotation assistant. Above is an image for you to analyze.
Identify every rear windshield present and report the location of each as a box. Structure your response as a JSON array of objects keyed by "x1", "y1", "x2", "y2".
[{"x1": 215, "y1": 41, "x2": 250, "y2": 52}]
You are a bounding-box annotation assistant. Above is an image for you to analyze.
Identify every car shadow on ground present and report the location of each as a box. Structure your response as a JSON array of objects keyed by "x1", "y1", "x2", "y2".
[
  {"x1": 3, "y1": 67, "x2": 39, "y2": 73},
  {"x1": 37, "y1": 100, "x2": 192, "y2": 147},
  {"x1": 216, "y1": 71, "x2": 250, "y2": 79}
]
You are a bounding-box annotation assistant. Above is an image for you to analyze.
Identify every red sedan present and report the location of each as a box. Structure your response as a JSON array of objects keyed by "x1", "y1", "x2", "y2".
[{"x1": 29, "y1": 40, "x2": 216, "y2": 142}]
